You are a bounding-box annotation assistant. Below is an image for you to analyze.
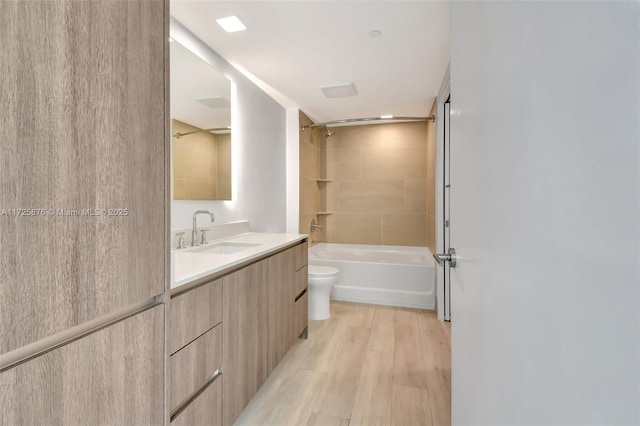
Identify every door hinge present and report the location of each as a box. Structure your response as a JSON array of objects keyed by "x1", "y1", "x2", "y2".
[{"x1": 445, "y1": 220, "x2": 450, "y2": 227}]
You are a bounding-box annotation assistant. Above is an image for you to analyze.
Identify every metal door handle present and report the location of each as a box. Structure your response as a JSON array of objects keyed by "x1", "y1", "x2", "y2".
[{"x1": 433, "y1": 248, "x2": 457, "y2": 267}]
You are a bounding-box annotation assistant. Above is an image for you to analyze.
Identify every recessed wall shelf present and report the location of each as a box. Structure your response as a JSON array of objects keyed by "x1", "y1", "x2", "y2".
[{"x1": 315, "y1": 212, "x2": 333, "y2": 215}]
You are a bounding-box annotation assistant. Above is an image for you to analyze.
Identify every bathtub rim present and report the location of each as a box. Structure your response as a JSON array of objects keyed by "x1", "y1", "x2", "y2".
[
  {"x1": 309, "y1": 242, "x2": 435, "y2": 267},
  {"x1": 308, "y1": 242, "x2": 436, "y2": 310}
]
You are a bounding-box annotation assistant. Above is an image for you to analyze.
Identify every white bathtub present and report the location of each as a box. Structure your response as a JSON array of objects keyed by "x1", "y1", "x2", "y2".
[{"x1": 309, "y1": 243, "x2": 435, "y2": 309}]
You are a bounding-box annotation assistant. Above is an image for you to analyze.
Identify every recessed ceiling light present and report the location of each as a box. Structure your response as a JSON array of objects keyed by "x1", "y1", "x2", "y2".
[
  {"x1": 216, "y1": 16, "x2": 246, "y2": 33},
  {"x1": 368, "y1": 30, "x2": 382, "y2": 38},
  {"x1": 380, "y1": 114, "x2": 393, "y2": 119},
  {"x1": 321, "y1": 83, "x2": 357, "y2": 98}
]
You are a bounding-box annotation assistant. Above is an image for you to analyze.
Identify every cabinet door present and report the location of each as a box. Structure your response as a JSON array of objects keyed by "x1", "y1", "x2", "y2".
[
  {"x1": 170, "y1": 324, "x2": 222, "y2": 411},
  {"x1": 0, "y1": 0, "x2": 167, "y2": 354},
  {"x1": 267, "y1": 248, "x2": 295, "y2": 374},
  {"x1": 293, "y1": 291, "x2": 309, "y2": 342},
  {"x1": 293, "y1": 241, "x2": 309, "y2": 271},
  {"x1": 0, "y1": 306, "x2": 164, "y2": 425},
  {"x1": 222, "y1": 260, "x2": 268, "y2": 426},
  {"x1": 170, "y1": 279, "x2": 223, "y2": 354},
  {"x1": 171, "y1": 377, "x2": 222, "y2": 426},
  {"x1": 291, "y1": 266, "x2": 309, "y2": 343}
]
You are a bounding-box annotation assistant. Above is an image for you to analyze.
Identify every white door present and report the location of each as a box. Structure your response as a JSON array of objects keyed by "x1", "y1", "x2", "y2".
[
  {"x1": 450, "y1": 2, "x2": 639, "y2": 425},
  {"x1": 443, "y1": 100, "x2": 451, "y2": 321}
]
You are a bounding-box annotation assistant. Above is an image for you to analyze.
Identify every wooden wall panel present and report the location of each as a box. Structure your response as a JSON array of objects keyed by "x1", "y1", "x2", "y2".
[
  {"x1": 222, "y1": 260, "x2": 268, "y2": 426},
  {"x1": 169, "y1": 279, "x2": 222, "y2": 354},
  {"x1": 267, "y1": 248, "x2": 295, "y2": 374},
  {"x1": 0, "y1": 0, "x2": 166, "y2": 354},
  {"x1": 0, "y1": 306, "x2": 164, "y2": 425}
]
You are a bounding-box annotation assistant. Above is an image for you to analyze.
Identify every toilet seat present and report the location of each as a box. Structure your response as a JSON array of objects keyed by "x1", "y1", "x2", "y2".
[{"x1": 308, "y1": 265, "x2": 339, "y2": 277}]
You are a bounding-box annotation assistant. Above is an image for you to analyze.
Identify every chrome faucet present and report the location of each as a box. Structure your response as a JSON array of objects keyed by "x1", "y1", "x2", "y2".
[{"x1": 192, "y1": 210, "x2": 215, "y2": 246}]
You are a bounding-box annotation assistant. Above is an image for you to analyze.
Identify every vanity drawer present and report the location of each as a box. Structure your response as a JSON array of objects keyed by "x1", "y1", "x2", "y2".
[
  {"x1": 171, "y1": 373, "x2": 222, "y2": 426},
  {"x1": 170, "y1": 278, "x2": 222, "y2": 354},
  {"x1": 293, "y1": 266, "x2": 308, "y2": 298},
  {"x1": 293, "y1": 241, "x2": 308, "y2": 271},
  {"x1": 293, "y1": 291, "x2": 308, "y2": 341},
  {"x1": 170, "y1": 324, "x2": 222, "y2": 411}
]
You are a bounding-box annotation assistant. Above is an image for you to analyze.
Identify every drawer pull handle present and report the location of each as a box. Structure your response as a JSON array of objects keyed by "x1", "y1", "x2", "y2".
[
  {"x1": 294, "y1": 288, "x2": 307, "y2": 302},
  {"x1": 170, "y1": 368, "x2": 222, "y2": 422}
]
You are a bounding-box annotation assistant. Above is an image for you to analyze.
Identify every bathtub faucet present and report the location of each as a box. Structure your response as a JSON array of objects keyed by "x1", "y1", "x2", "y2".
[{"x1": 310, "y1": 219, "x2": 323, "y2": 232}]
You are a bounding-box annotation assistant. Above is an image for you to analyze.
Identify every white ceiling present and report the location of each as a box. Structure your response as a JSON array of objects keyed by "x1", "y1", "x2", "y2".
[
  {"x1": 170, "y1": 40, "x2": 231, "y2": 130},
  {"x1": 171, "y1": 1, "x2": 450, "y2": 123}
]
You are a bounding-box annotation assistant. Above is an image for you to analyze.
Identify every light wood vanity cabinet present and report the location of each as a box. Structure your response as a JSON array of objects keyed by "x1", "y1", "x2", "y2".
[
  {"x1": 169, "y1": 278, "x2": 224, "y2": 426},
  {"x1": 0, "y1": 0, "x2": 167, "y2": 356},
  {"x1": 268, "y1": 242, "x2": 309, "y2": 368},
  {"x1": 0, "y1": 306, "x2": 164, "y2": 425},
  {"x1": 293, "y1": 241, "x2": 309, "y2": 272},
  {"x1": 223, "y1": 241, "x2": 308, "y2": 425},
  {"x1": 170, "y1": 324, "x2": 222, "y2": 412},
  {"x1": 0, "y1": 0, "x2": 167, "y2": 424},
  {"x1": 171, "y1": 378, "x2": 222, "y2": 426},
  {"x1": 267, "y1": 249, "x2": 296, "y2": 373},
  {"x1": 169, "y1": 240, "x2": 308, "y2": 426},
  {"x1": 222, "y1": 260, "x2": 269, "y2": 426},
  {"x1": 169, "y1": 278, "x2": 222, "y2": 354},
  {"x1": 292, "y1": 265, "x2": 309, "y2": 343}
]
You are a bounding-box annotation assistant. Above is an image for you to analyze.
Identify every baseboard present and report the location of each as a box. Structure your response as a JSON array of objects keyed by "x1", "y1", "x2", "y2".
[{"x1": 330, "y1": 285, "x2": 435, "y2": 310}]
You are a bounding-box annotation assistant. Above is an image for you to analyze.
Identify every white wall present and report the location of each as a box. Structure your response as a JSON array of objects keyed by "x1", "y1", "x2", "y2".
[
  {"x1": 450, "y1": 1, "x2": 639, "y2": 424},
  {"x1": 285, "y1": 108, "x2": 300, "y2": 234},
  {"x1": 170, "y1": 18, "x2": 287, "y2": 233}
]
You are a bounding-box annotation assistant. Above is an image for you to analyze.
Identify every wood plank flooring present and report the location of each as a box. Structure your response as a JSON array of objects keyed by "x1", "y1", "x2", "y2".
[{"x1": 235, "y1": 301, "x2": 451, "y2": 426}]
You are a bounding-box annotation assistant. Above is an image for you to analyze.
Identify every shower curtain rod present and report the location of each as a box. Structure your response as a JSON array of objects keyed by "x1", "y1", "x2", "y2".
[
  {"x1": 173, "y1": 127, "x2": 230, "y2": 139},
  {"x1": 300, "y1": 115, "x2": 435, "y2": 130}
]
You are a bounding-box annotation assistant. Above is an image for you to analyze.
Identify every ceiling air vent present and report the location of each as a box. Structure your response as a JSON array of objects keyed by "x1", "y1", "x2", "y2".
[
  {"x1": 320, "y1": 83, "x2": 357, "y2": 99},
  {"x1": 197, "y1": 97, "x2": 230, "y2": 109}
]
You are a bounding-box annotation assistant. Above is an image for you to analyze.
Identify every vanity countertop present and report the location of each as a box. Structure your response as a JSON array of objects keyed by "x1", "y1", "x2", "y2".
[{"x1": 171, "y1": 232, "x2": 308, "y2": 291}]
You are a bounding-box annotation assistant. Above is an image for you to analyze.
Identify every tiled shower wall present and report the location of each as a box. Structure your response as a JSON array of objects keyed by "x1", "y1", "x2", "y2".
[
  {"x1": 322, "y1": 120, "x2": 434, "y2": 247},
  {"x1": 298, "y1": 111, "x2": 325, "y2": 243},
  {"x1": 173, "y1": 119, "x2": 232, "y2": 200}
]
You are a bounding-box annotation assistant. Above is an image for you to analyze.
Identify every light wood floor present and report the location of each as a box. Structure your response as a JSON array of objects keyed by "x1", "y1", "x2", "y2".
[{"x1": 235, "y1": 301, "x2": 451, "y2": 426}]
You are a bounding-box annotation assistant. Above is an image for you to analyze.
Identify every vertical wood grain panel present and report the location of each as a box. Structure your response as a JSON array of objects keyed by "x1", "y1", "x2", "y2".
[
  {"x1": 291, "y1": 267, "x2": 309, "y2": 345},
  {"x1": 293, "y1": 240, "x2": 309, "y2": 271},
  {"x1": 0, "y1": 0, "x2": 166, "y2": 354},
  {"x1": 169, "y1": 279, "x2": 222, "y2": 354},
  {"x1": 267, "y1": 248, "x2": 295, "y2": 374},
  {"x1": 171, "y1": 378, "x2": 222, "y2": 426},
  {"x1": 293, "y1": 292, "x2": 308, "y2": 341},
  {"x1": 293, "y1": 265, "x2": 309, "y2": 298},
  {"x1": 170, "y1": 324, "x2": 222, "y2": 411},
  {"x1": 222, "y1": 260, "x2": 268, "y2": 426},
  {"x1": 0, "y1": 306, "x2": 164, "y2": 425}
]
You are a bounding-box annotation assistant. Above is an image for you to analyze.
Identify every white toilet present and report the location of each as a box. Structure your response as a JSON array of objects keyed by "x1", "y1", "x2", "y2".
[{"x1": 307, "y1": 265, "x2": 340, "y2": 320}]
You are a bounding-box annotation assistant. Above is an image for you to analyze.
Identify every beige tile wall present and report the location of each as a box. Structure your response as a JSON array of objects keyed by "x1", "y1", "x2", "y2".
[
  {"x1": 426, "y1": 103, "x2": 437, "y2": 253},
  {"x1": 322, "y1": 121, "x2": 432, "y2": 247},
  {"x1": 173, "y1": 119, "x2": 232, "y2": 200},
  {"x1": 298, "y1": 111, "x2": 325, "y2": 243}
]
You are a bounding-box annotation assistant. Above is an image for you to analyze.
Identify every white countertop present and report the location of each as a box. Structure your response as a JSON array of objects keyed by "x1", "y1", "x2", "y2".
[{"x1": 171, "y1": 232, "x2": 308, "y2": 290}]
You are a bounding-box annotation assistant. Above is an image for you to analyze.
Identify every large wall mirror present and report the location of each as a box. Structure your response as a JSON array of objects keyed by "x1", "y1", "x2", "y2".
[{"x1": 171, "y1": 40, "x2": 232, "y2": 200}]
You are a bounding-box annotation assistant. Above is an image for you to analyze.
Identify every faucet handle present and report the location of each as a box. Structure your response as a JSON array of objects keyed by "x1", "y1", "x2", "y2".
[
  {"x1": 200, "y1": 229, "x2": 210, "y2": 245},
  {"x1": 310, "y1": 219, "x2": 324, "y2": 232},
  {"x1": 176, "y1": 232, "x2": 186, "y2": 249}
]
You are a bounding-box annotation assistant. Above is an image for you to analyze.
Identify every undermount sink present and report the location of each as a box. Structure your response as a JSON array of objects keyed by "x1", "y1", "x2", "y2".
[{"x1": 195, "y1": 242, "x2": 261, "y2": 255}]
